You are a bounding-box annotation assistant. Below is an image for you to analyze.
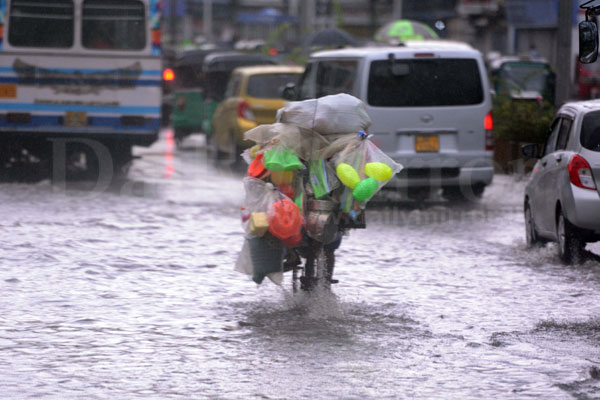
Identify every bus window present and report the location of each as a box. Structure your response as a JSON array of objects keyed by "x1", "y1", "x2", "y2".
[
  {"x1": 82, "y1": 0, "x2": 146, "y2": 50},
  {"x1": 8, "y1": 0, "x2": 74, "y2": 48}
]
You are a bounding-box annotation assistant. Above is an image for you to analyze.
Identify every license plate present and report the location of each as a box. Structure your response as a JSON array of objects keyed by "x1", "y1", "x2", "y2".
[
  {"x1": 64, "y1": 111, "x2": 87, "y2": 127},
  {"x1": 0, "y1": 84, "x2": 17, "y2": 98},
  {"x1": 415, "y1": 135, "x2": 439, "y2": 152}
]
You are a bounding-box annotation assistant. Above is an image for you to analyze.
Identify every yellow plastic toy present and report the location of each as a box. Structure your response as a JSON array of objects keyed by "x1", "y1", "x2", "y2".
[
  {"x1": 249, "y1": 212, "x2": 269, "y2": 237},
  {"x1": 271, "y1": 170, "x2": 294, "y2": 185},
  {"x1": 365, "y1": 162, "x2": 394, "y2": 181},
  {"x1": 336, "y1": 163, "x2": 361, "y2": 189}
]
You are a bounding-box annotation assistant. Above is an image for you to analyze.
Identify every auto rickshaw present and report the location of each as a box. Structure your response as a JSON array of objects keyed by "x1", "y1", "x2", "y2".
[{"x1": 170, "y1": 50, "x2": 277, "y2": 143}]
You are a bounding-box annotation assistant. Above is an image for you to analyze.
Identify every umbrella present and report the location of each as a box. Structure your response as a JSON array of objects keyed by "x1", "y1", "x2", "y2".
[
  {"x1": 375, "y1": 20, "x2": 439, "y2": 44},
  {"x1": 303, "y1": 28, "x2": 360, "y2": 48}
]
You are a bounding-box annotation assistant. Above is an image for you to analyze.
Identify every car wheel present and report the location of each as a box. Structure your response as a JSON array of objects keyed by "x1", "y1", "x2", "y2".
[
  {"x1": 557, "y1": 210, "x2": 583, "y2": 264},
  {"x1": 524, "y1": 202, "x2": 542, "y2": 247}
]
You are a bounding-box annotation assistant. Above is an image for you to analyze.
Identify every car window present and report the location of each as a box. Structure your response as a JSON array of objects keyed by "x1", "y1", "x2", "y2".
[
  {"x1": 225, "y1": 74, "x2": 242, "y2": 98},
  {"x1": 555, "y1": 117, "x2": 572, "y2": 151},
  {"x1": 298, "y1": 60, "x2": 358, "y2": 100},
  {"x1": 543, "y1": 118, "x2": 561, "y2": 156},
  {"x1": 368, "y1": 58, "x2": 484, "y2": 107},
  {"x1": 581, "y1": 110, "x2": 600, "y2": 152},
  {"x1": 246, "y1": 74, "x2": 300, "y2": 99},
  {"x1": 9, "y1": 0, "x2": 74, "y2": 48}
]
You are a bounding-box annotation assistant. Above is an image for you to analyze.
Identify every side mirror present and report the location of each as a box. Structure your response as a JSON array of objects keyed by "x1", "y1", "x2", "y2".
[
  {"x1": 579, "y1": 21, "x2": 599, "y2": 64},
  {"x1": 522, "y1": 143, "x2": 540, "y2": 159},
  {"x1": 282, "y1": 83, "x2": 296, "y2": 101}
]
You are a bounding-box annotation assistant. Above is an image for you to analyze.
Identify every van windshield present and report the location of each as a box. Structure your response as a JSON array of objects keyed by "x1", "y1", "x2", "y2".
[
  {"x1": 581, "y1": 111, "x2": 600, "y2": 152},
  {"x1": 368, "y1": 59, "x2": 484, "y2": 107},
  {"x1": 496, "y1": 62, "x2": 551, "y2": 95}
]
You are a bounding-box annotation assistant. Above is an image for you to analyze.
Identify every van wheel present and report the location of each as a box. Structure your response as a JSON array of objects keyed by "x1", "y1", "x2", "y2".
[{"x1": 557, "y1": 210, "x2": 583, "y2": 264}]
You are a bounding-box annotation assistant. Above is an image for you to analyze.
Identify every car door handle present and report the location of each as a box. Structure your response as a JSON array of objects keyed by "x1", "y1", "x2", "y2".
[
  {"x1": 555, "y1": 155, "x2": 563, "y2": 163},
  {"x1": 541, "y1": 160, "x2": 547, "y2": 167}
]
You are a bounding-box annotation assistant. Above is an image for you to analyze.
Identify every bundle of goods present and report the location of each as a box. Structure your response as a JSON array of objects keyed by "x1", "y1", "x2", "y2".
[{"x1": 235, "y1": 94, "x2": 402, "y2": 285}]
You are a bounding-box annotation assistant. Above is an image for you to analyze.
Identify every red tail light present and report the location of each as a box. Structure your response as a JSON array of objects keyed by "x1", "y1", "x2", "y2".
[
  {"x1": 163, "y1": 68, "x2": 175, "y2": 82},
  {"x1": 484, "y1": 111, "x2": 493, "y2": 151},
  {"x1": 568, "y1": 154, "x2": 597, "y2": 190},
  {"x1": 237, "y1": 101, "x2": 255, "y2": 121},
  {"x1": 484, "y1": 111, "x2": 493, "y2": 130}
]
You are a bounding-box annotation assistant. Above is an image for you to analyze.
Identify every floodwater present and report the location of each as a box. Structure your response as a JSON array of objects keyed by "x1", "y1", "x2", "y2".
[{"x1": 1, "y1": 131, "x2": 600, "y2": 399}]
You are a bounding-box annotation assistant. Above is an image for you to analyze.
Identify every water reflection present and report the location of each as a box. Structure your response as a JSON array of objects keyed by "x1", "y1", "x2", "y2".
[{"x1": 0, "y1": 134, "x2": 599, "y2": 399}]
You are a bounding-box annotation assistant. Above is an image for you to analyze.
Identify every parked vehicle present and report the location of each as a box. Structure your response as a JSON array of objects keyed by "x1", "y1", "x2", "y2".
[
  {"x1": 522, "y1": 100, "x2": 600, "y2": 263},
  {"x1": 489, "y1": 55, "x2": 555, "y2": 104},
  {"x1": 576, "y1": 60, "x2": 600, "y2": 99},
  {"x1": 170, "y1": 51, "x2": 277, "y2": 143},
  {"x1": 0, "y1": 0, "x2": 163, "y2": 178},
  {"x1": 287, "y1": 41, "x2": 494, "y2": 200},
  {"x1": 212, "y1": 65, "x2": 303, "y2": 162}
]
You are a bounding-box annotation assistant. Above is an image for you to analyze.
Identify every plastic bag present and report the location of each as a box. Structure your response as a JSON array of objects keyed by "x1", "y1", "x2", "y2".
[
  {"x1": 333, "y1": 132, "x2": 403, "y2": 209},
  {"x1": 245, "y1": 123, "x2": 330, "y2": 161},
  {"x1": 308, "y1": 159, "x2": 340, "y2": 199},
  {"x1": 277, "y1": 94, "x2": 372, "y2": 135},
  {"x1": 241, "y1": 178, "x2": 280, "y2": 235}
]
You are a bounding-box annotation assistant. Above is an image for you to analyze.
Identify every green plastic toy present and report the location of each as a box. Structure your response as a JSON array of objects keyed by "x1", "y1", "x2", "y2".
[
  {"x1": 264, "y1": 148, "x2": 302, "y2": 171},
  {"x1": 353, "y1": 177, "x2": 378, "y2": 202}
]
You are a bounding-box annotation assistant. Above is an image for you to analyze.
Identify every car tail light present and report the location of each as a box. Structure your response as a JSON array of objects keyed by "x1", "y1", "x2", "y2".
[
  {"x1": 568, "y1": 154, "x2": 597, "y2": 190},
  {"x1": 484, "y1": 111, "x2": 493, "y2": 151},
  {"x1": 163, "y1": 68, "x2": 175, "y2": 82},
  {"x1": 237, "y1": 101, "x2": 255, "y2": 121}
]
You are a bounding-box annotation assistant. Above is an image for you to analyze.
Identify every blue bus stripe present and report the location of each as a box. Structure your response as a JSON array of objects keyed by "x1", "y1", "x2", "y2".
[
  {"x1": 0, "y1": 102, "x2": 160, "y2": 114},
  {"x1": 0, "y1": 77, "x2": 161, "y2": 86},
  {"x1": 0, "y1": 114, "x2": 160, "y2": 132},
  {"x1": 0, "y1": 66, "x2": 162, "y2": 76}
]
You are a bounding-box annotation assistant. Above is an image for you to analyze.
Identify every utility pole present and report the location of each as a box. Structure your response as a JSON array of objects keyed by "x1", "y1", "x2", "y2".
[
  {"x1": 169, "y1": 0, "x2": 177, "y2": 48},
  {"x1": 555, "y1": 0, "x2": 573, "y2": 107},
  {"x1": 204, "y1": 0, "x2": 213, "y2": 41},
  {"x1": 392, "y1": 0, "x2": 402, "y2": 20}
]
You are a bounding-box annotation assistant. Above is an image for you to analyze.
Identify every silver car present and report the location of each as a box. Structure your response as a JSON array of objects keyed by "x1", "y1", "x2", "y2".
[{"x1": 523, "y1": 100, "x2": 600, "y2": 262}]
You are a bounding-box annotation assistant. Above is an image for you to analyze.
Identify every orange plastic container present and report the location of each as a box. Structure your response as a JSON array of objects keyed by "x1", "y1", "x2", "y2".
[
  {"x1": 268, "y1": 199, "x2": 302, "y2": 239},
  {"x1": 248, "y1": 153, "x2": 267, "y2": 179}
]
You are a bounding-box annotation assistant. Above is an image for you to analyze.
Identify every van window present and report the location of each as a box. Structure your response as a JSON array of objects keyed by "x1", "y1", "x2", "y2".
[
  {"x1": 581, "y1": 111, "x2": 600, "y2": 152},
  {"x1": 298, "y1": 60, "x2": 358, "y2": 100},
  {"x1": 368, "y1": 59, "x2": 484, "y2": 107},
  {"x1": 82, "y1": 0, "x2": 146, "y2": 50},
  {"x1": 247, "y1": 74, "x2": 300, "y2": 98},
  {"x1": 8, "y1": 0, "x2": 74, "y2": 48}
]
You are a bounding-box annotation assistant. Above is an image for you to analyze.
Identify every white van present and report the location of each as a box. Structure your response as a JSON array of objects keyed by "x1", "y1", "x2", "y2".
[{"x1": 294, "y1": 41, "x2": 494, "y2": 200}]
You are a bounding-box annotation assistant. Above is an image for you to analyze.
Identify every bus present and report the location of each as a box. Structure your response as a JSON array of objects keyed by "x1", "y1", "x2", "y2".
[{"x1": 0, "y1": 0, "x2": 162, "y2": 179}]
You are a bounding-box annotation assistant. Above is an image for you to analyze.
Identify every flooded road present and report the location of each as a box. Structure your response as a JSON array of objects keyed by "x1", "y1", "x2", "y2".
[{"x1": 1, "y1": 131, "x2": 600, "y2": 399}]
